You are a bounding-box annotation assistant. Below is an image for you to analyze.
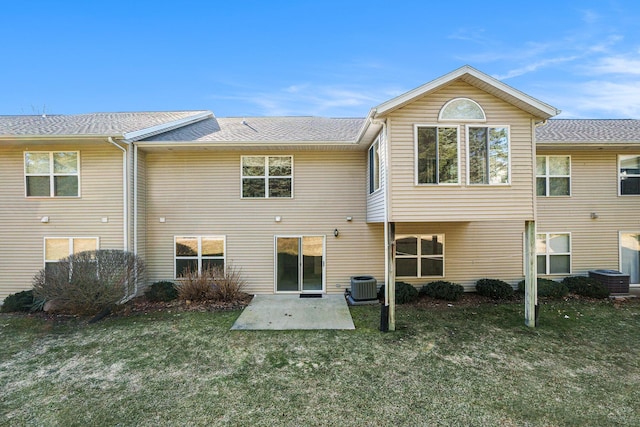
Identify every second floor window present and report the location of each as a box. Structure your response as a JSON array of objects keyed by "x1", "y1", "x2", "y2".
[
  {"x1": 242, "y1": 156, "x2": 292, "y2": 198},
  {"x1": 619, "y1": 155, "x2": 640, "y2": 195},
  {"x1": 468, "y1": 126, "x2": 510, "y2": 185},
  {"x1": 416, "y1": 126, "x2": 459, "y2": 184},
  {"x1": 369, "y1": 138, "x2": 381, "y2": 193},
  {"x1": 25, "y1": 151, "x2": 79, "y2": 197},
  {"x1": 537, "y1": 156, "x2": 570, "y2": 196}
]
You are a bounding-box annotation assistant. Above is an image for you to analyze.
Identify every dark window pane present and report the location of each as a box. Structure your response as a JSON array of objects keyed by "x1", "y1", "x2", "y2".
[
  {"x1": 621, "y1": 177, "x2": 640, "y2": 195},
  {"x1": 243, "y1": 178, "x2": 265, "y2": 197},
  {"x1": 537, "y1": 255, "x2": 547, "y2": 275},
  {"x1": 536, "y1": 177, "x2": 547, "y2": 196},
  {"x1": 396, "y1": 258, "x2": 417, "y2": 277},
  {"x1": 488, "y1": 127, "x2": 509, "y2": 184},
  {"x1": 421, "y1": 236, "x2": 443, "y2": 256},
  {"x1": 26, "y1": 176, "x2": 50, "y2": 196},
  {"x1": 268, "y1": 178, "x2": 291, "y2": 197},
  {"x1": 438, "y1": 127, "x2": 458, "y2": 183},
  {"x1": 549, "y1": 177, "x2": 570, "y2": 196},
  {"x1": 396, "y1": 237, "x2": 417, "y2": 256},
  {"x1": 54, "y1": 176, "x2": 78, "y2": 196},
  {"x1": 468, "y1": 127, "x2": 487, "y2": 184},
  {"x1": 620, "y1": 156, "x2": 640, "y2": 175},
  {"x1": 549, "y1": 255, "x2": 570, "y2": 274},
  {"x1": 417, "y1": 127, "x2": 436, "y2": 184},
  {"x1": 421, "y1": 258, "x2": 443, "y2": 276},
  {"x1": 202, "y1": 258, "x2": 224, "y2": 272},
  {"x1": 176, "y1": 259, "x2": 198, "y2": 277}
]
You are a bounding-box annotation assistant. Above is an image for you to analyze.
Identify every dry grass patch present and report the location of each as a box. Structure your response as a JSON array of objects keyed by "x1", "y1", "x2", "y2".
[{"x1": 1, "y1": 298, "x2": 639, "y2": 426}]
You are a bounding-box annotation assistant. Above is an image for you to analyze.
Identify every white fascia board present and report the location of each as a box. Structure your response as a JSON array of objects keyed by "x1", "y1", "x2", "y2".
[
  {"x1": 374, "y1": 65, "x2": 560, "y2": 119},
  {"x1": 135, "y1": 140, "x2": 361, "y2": 148},
  {"x1": 122, "y1": 111, "x2": 213, "y2": 142}
]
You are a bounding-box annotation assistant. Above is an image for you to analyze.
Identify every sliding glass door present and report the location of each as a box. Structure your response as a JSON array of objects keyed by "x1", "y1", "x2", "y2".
[{"x1": 276, "y1": 236, "x2": 324, "y2": 292}]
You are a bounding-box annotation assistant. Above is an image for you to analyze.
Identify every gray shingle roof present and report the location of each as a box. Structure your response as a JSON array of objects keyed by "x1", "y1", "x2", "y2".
[
  {"x1": 142, "y1": 116, "x2": 366, "y2": 142},
  {"x1": 536, "y1": 119, "x2": 640, "y2": 143},
  {"x1": 0, "y1": 111, "x2": 210, "y2": 137}
]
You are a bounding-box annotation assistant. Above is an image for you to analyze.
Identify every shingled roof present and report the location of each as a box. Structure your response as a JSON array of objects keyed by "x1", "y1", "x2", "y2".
[
  {"x1": 0, "y1": 111, "x2": 211, "y2": 138},
  {"x1": 141, "y1": 116, "x2": 366, "y2": 142},
  {"x1": 536, "y1": 119, "x2": 640, "y2": 143}
]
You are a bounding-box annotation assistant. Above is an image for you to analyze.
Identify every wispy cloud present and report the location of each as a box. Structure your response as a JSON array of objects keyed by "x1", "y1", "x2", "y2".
[
  {"x1": 568, "y1": 80, "x2": 640, "y2": 117},
  {"x1": 589, "y1": 55, "x2": 640, "y2": 75},
  {"x1": 210, "y1": 83, "x2": 398, "y2": 116},
  {"x1": 493, "y1": 56, "x2": 579, "y2": 80}
]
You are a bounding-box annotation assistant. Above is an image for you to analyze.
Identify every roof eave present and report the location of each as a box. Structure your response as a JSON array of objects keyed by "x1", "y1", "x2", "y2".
[{"x1": 374, "y1": 65, "x2": 561, "y2": 119}]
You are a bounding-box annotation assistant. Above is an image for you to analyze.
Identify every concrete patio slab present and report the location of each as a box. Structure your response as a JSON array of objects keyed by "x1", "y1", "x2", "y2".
[{"x1": 231, "y1": 294, "x2": 355, "y2": 330}]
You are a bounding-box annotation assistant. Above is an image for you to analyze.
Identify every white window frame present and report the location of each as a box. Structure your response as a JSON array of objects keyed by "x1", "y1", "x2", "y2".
[
  {"x1": 414, "y1": 124, "x2": 460, "y2": 185},
  {"x1": 395, "y1": 234, "x2": 445, "y2": 278},
  {"x1": 174, "y1": 236, "x2": 226, "y2": 278},
  {"x1": 618, "y1": 154, "x2": 640, "y2": 196},
  {"x1": 438, "y1": 98, "x2": 486, "y2": 122},
  {"x1": 25, "y1": 151, "x2": 80, "y2": 198},
  {"x1": 369, "y1": 137, "x2": 381, "y2": 194},
  {"x1": 466, "y1": 125, "x2": 511, "y2": 186},
  {"x1": 43, "y1": 237, "x2": 99, "y2": 268},
  {"x1": 536, "y1": 232, "x2": 571, "y2": 275},
  {"x1": 241, "y1": 155, "x2": 293, "y2": 199},
  {"x1": 537, "y1": 155, "x2": 571, "y2": 197}
]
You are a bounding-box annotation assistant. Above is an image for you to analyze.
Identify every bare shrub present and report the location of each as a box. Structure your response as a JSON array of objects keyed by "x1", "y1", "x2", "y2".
[
  {"x1": 32, "y1": 250, "x2": 145, "y2": 316},
  {"x1": 176, "y1": 264, "x2": 247, "y2": 302},
  {"x1": 211, "y1": 264, "x2": 247, "y2": 302},
  {"x1": 177, "y1": 267, "x2": 216, "y2": 301}
]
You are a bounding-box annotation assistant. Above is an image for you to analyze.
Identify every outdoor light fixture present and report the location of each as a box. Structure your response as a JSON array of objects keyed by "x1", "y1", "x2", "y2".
[
  {"x1": 346, "y1": 216, "x2": 353, "y2": 221},
  {"x1": 334, "y1": 228, "x2": 340, "y2": 237},
  {"x1": 40, "y1": 216, "x2": 49, "y2": 223},
  {"x1": 590, "y1": 212, "x2": 599, "y2": 219},
  {"x1": 275, "y1": 216, "x2": 282, "y2": 222},
  {"x1": 159, "y1": 217, "x2": 166, "y2": 223}
]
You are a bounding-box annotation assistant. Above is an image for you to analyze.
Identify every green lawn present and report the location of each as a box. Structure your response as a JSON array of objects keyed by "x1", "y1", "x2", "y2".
[{"x1": 1, "y1": 298, "x2": 639, "y2": 426}]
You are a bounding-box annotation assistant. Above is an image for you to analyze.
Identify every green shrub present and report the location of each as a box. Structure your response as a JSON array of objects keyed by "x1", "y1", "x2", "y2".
[
  {"x1": 475, "y1": 279, "x2": 514, "y2": 300},
  {"x1": 1, "y1": 290, "x2": 35, "y2": 313},
  {"x1": 562, "y1": 276, "x2": 610, "y2": 299},
  {"x1": 517, "y1": 278, "x2": 568, "y2": 299},
  {"x1": 420, "y1": 281, "x2": 464, "y2": 301},
  {"x1": 32, "y1": 250, "x2": 146, "y2": 316},
  {"x1": 376, "y1": 282, "x2": 419, "y2": 304},
  {"x1": 145, "y1": 281, "x2": 178, "y2": 302}
]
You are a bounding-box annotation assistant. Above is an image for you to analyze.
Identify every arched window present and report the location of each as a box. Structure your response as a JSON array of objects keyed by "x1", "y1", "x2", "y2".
[{"x1": 439, "y1": 98, "x2": 486, "y2": 122}]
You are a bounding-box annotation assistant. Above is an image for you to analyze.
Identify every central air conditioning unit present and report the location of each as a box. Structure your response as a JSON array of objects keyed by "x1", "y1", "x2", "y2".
[{"x1": 346, "y1": 276, "x2": 378, "y2": 305}]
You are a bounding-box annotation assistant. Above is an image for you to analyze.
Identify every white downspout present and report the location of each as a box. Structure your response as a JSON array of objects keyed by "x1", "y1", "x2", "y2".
[
  {"x1": 107, "y1": 137, "x2": 128, "y2": 252},
  {"x1": 133, "y1": 144, "x2": 138, "y2": 255}
]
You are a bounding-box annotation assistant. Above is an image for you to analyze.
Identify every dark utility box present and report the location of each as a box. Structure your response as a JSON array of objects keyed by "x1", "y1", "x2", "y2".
[{"x1": 589, "y1": 270, "x2": 630, "y2": 294}]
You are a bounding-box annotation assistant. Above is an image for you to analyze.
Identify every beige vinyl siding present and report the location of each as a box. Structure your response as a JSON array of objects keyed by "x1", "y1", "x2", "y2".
[
  {"x1": 395, "y1": 221, "x2": 526, "y2": 290},
  {"x1": 0, "y1": 140, "x2": 126, "y2": 300},
  {"x1": 386, "y1": 81, "x2": 536, "y2": 222},
  {"x1": 367, "y1": 130, "x2": 386, "y2": 222},
  {"x1": 143, "y1": 149, "x2": 384, "y2": 294},
  {"x1": 135, "y1": 148, "x2": 147, "y2": 260},
  {"x1": 537, "y1": 149, "x2": 640, "y2": 277}
]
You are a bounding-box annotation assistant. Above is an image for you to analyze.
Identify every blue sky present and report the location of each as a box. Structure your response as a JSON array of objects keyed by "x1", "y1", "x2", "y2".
[{"x1": 2, "y1": 0, "x2": 640, "y2": 118}]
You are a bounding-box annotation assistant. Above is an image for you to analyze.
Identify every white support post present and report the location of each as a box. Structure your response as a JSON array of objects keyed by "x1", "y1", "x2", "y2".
[
  {"x1": 387, "y1": 222, "x2": 396, "y2": 331},
  {"x1": 524, "y1": 220, "x2": 538, "y2": 327}
]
